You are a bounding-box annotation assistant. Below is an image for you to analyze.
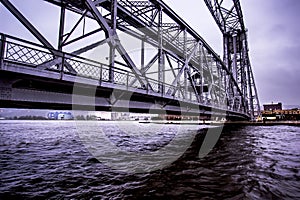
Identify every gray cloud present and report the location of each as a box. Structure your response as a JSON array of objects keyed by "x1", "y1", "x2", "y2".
[{"x1": 243, "y1": 0, "x2": 300, "y2": 106}]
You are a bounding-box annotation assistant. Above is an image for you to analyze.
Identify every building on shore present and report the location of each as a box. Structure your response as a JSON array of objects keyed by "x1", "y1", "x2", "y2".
[
  {"x1": 48, "y1": 111, "x2": 73, "y2": 120},
  {"x1": 111, "y1": 112, "x2": 130, "y2": 120},
  {"x1": 263, "y1": 102, "x2": 282, "y2": 111},
  {"x1": 262, "y1": 102, "x2": 300, "y2": 120}
]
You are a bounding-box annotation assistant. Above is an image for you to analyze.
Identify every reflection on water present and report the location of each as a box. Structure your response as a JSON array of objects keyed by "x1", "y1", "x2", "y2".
[{"x1": 0, "y1": 121, "x2": 299, "y2": 199}]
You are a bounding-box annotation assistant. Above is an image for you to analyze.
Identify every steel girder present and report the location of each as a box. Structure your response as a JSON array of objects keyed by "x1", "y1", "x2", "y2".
[
  {"x1": 0, "y1": 0, "x2": 252, "y2": 118},
  {"x1": 204, "y1": 0, "x2": 261, "y2": 118}
]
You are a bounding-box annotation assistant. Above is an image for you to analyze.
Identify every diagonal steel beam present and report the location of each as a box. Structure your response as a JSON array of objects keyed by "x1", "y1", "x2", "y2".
[
  {"x1": 37, "y1": 38, "x2": 110, "y2": 70},
  {"x1": 62, "y1": 10, "x2": 88, "y2": 46},
  {"x1": 129, "y1": 53, "x2": 158, "y2": 87},
  {"x1": 167, "y1": 41, "x2": 200, "y2": 96},
  {"x1": 85, "y1": 0, "x2": 112, "y2": 37},
  {"x1": 1, "y1": 0, "x2": 53, "y2": 48},
  {"x1": 63, "y1": 28, "x2": 102, "y2": 46},
  {"x1": 72, "y1": 37, "x2": 110, "y2": 56},
  {"x1": 94, "y1": 0, "x2": 108, "y2": 6},
  {"x1": 165, "y1": 54, "x2": 176, "y2": 78},
  {"x1": 166, "y1": 54, "x2": 186, "y2": 98},
  {"x1": 115, "y1": 42, "x2": 151, "y2": 90}
]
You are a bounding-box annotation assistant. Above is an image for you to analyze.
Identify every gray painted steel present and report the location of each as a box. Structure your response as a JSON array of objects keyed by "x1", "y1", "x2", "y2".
[{"x1": 0, "y1": 0, "x2": 260, "y2": 120}]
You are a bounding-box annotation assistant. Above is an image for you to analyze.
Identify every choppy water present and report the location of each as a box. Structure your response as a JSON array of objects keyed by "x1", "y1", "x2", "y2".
[{"x1": 0, "y1": 120, "x2": 299, "y2": 199}]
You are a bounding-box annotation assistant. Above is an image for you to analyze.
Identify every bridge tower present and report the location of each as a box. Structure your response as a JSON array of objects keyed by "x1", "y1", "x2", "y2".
[{"x1": 204, "y1": 0, "x2": 261, "y2": 119}]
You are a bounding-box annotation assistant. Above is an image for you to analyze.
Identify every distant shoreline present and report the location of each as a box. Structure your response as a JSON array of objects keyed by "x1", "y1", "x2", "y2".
[{"x1": 1, "y1": 118, "x2": 300, "y2": 126}]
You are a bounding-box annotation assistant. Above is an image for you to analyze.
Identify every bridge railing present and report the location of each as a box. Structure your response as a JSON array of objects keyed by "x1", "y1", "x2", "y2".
[
  {"x1": 0, "y1": 34, "x2": 54, "y2": 67},
  {"x1": 0, "y1": 33, "x2": 245, "y2": 115}
]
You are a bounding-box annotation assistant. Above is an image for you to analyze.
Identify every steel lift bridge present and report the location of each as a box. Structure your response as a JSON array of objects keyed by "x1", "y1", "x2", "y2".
[{"x1": 0, "y1": 0, "x2": 260, "y2": 120}]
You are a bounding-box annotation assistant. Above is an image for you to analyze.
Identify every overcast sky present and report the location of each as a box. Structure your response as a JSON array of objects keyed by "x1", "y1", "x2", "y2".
[{"x1": 0, "y1": 0, "x2": 299, "y2": 107}]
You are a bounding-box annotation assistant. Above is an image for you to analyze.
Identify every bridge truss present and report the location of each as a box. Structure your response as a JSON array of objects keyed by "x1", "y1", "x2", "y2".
[{"x1": 0, "y1": 0, "x2": 259, "y2": 120}]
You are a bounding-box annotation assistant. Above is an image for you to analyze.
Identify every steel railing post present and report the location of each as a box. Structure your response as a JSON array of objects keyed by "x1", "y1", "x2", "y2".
[
  {"x1": 60, "y1": 53, "x2": 65, "y2": 80},
  {"x1": 126, "y1": 72, "x2": 129, "y2": 90},
  {"x1": 99, "y1": 64, "x2": 103, "y2": 86},
  {"x1": 0, "y1": 34, "x2": 6, "y2": 70}
]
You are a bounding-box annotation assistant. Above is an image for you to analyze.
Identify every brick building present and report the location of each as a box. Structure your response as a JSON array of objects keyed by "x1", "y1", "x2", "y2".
[
  {"x1": 262, "y1": 102, "x2": 300, "y2": 120},
  {"x1": 263, "y1": 102, "x2": 282, "y2": 111}
]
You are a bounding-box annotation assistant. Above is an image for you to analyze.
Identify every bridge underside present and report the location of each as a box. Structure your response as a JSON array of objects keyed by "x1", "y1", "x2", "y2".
[{"x1": 0, "y1": 67, "x2": 248, "y2": 120}]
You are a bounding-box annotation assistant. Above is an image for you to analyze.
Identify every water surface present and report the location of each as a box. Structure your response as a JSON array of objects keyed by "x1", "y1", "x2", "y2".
[{"x1": 0, "y1": 121, "x2": 299, "y2": 199}]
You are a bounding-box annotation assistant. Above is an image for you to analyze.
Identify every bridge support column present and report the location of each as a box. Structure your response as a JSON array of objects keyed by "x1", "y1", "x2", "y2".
[
  {"x1": 141, "y1": 39, "x2": 145, "y2": 69},
  {"x1": 0, "y1": 76, "x2": 13, "y2": 103},
  {"x1": 58, "y1": 6, "x2": 65, "y2": 51},
  {"x1": 158, "y1": 6, "x2": 165, "y2": 94},
  {"x1": 109, "y1": 0, "x2": 118, "y2": 83},
  {"x1": 109, "y1": 44, "x2": 115, "y2": 83},
  {"x1": 183, "y1": 29, "x2": 188, "y2": 99},
  {"x1": 232, "y1": 35, "x2": 238, "y2": 82},
  {"x1": 58, "y1": 6, "x2": 66, "y2": 80},
  {"x1": 223, "y1": 34, "x2": 236, "y2": 111}
]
